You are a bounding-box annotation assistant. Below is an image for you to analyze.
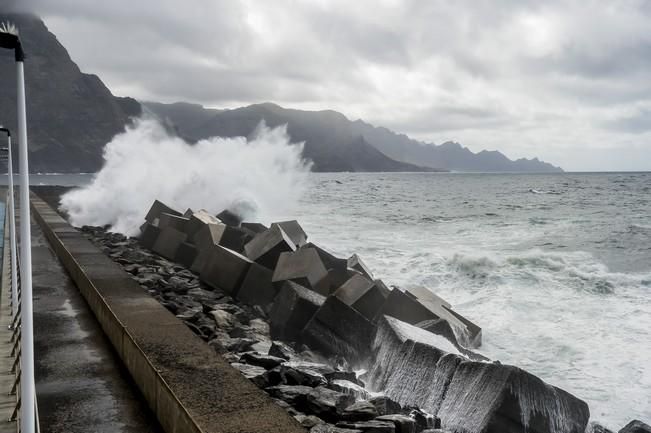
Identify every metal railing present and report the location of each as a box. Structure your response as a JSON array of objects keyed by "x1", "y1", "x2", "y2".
[{"x1": 1, "y1": 20, "x2": 38, "y2": 433}]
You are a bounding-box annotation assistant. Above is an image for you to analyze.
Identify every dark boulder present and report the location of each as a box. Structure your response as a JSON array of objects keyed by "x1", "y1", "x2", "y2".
[
  {"x1": 341, "y1": 401, "x2": 378, "y2": 421},
  {"x1": 619, "y1": 421, "x2": 651, "y2": 433}
]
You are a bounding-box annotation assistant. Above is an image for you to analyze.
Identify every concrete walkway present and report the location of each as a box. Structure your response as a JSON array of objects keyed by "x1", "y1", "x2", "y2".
[{"x1": 30, "y1": 211, "x2": 163, "y2": 433}]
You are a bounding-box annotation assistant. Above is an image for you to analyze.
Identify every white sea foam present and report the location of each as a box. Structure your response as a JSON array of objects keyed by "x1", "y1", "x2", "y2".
[{"x1": 60, "y1": 118, "x2": 311, "y2": 235}]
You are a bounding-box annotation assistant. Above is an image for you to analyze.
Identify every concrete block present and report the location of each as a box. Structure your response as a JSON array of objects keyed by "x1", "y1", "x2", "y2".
[
  {"x1": 348, "y1": 254, "x2": 373, "y2": 279},
  {"x1": 190, "y1": 246, "x2": 214, "y2": 274},
  {"x1": 200, "y1": 245, "x2": 253, "y2": 296},
  {"x1": 144, "y1": 200, "x2": 181, "y2": 224},
  {"x1": 139, "y1": 223, "x2": 161, "y2": 250},
  {"x1": 237, "y1": 263, "x2": 277, "y2": 308},
  {"x1": 217, "y1": 209, "x2": 242, "y2": 227},
  {"x1": 313, "y1": 268, "x2": 359, "y2": 296},
  {"x1": 185, "y1": 209, "x2": 221, "y2": 239},
  {"x1": 174, "y1": 242, "x2": 198, "y2": 268},
  {"x1": 192, "y1": 223, "x2": 227, "y2": 251},
  {"x1": 302, "y1": 242, "x2": 347, "y2": 270},
  {"x1": 271, "y1": 220, "x2": 307, "y2": 248},
  {"x1": 158, "y1": 212, "x2": 190, "y2": 232},
  {"x1": 192, "y1": 222, "x2": 252, "y2": 253},
  {"x1": 269, "y1": 281, "x2": 325, "y2": 341},
  {"x1": 301, "y1": 296, "x2": 376, "y2": 364},
  {"x1": 241, "y1": 222, "x2": 269, "y2": 234},
  {"x1": 334, "y1": 276, "x2": 390, "y2": 321},
  {"x1": 152, "y1": 227, "x2": 187, "y2": 260},
  {"x1": 272, "y1": 248, "x2": 328, "y2": 294},
  {"x1": 244, "y1": 225, "x2": 296, "y2": 270}
]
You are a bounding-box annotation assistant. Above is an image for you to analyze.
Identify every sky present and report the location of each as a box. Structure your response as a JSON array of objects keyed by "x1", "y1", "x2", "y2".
[{"x1": 6, "y1": 0, "x2": 651, "y2": 171}]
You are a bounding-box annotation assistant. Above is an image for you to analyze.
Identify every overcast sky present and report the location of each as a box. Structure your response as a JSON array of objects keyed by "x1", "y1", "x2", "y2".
[{"x1": 7, "y1": 0, "x2": 651, "y2": 171}]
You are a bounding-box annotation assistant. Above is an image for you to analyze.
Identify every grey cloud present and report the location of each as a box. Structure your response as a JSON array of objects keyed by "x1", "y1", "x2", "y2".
[{"x1": 3, "y1": 0, "x2": 651, "y2": 170}]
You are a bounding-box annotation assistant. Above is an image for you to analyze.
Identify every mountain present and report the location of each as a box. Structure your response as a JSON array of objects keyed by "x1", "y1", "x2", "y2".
[
  {"x1": 142, "y1": 101, "x2": 436, "y2": 172},
  {"x1": 349, "y1": 120, "x2": 563, "y2": 172},
  {"x1": 145, "y1": 102, "x2": 562, "y2": 173},
  {"x1": 0, "y1": 13, "x2": 140, "y2": 173}
]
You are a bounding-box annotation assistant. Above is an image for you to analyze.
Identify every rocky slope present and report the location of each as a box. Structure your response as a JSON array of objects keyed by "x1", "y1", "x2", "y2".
[{"x1": 0, "y1": 13, "x2": 140, "y2": 173}]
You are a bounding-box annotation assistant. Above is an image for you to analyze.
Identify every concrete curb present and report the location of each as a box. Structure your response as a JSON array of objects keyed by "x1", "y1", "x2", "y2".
[{"x1": 30, "y1": 192, "x2": 306, "y2": 433}]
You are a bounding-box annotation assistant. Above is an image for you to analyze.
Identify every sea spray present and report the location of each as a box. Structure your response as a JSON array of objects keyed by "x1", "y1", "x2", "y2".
[{"x1": 60, "y1": 117, "x2": 311, "y2": 235}]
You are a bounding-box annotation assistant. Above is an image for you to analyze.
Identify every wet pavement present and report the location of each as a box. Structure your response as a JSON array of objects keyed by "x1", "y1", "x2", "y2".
[{"x1": 30, "y1": 217, "x2": 163, "y2": 433}]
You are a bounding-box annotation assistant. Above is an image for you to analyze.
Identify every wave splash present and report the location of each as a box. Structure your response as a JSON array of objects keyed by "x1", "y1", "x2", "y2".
[{"x1": 60, "y1": 118, "x2": 311, "y2": 235}]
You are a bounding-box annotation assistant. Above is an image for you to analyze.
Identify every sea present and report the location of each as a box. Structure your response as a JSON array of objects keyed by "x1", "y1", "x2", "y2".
[{"x1": 7, "y1": 171, "x2": 651, "y2": 429}]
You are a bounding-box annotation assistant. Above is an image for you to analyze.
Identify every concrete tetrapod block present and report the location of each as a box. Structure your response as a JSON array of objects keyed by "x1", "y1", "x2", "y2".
[
  {"x1": 241, "y1": 222, "x2": 269, "y2": 235},
  {"x1": 272, "y1": 248, "x2": 329, "y2": 294},
  {"x1": 348, "y1": 253, "x2": 374, "y2": 280},
  {"x1": 334, "y1": 275, "x2": 391, "y2": 322},
  {"x1": 380, "y1": 287, "x2": 482, "y2": 348},
  {"x1": 237, "y1": 263, "x2": 277, "y2": 308},
  {"x1": 184, "y1": 209, "x2": 221, "y2": 240},
  {"x1": 151, "y1": 226, "x2": 187, "y2": 260},
  {"x1": 269, "y1": 281, "x2": 325, "y2": 341},
  {"x1": 313, "y1": 267, "x2": 359, "y2": 296},
  {"x1": 367, "y1": 316, "x2": 589, "y2": 433},
  {"x1": 200, "y1": 245, "x2": 253, "y2": 296},
  {"x1": 139, "y1": 223, "x2": 161, "y2": 250},
  {"x1": 271, "y1": 220, "x2": 308, "y2": 248},
  {"x1": 406, "y1": 286, "x2": 482, "y2": 348},
  {"x1": 174, "y1": 242, "x2": 198, "y2": 268},
  {"x1": 144, "y1": 199, "x2": 181, "y2": 224},
  {"x1": 244, "y1": 225, "x2": 296, "y2": 270},
  {"x1": 302, "y1": 243, "x2": 348, "y2": 270},
  {"x1": 216, "y1": 209, "x2": 242, "y2": 227},
  {"x1": 192, "y1": 222, "x2": 252, "y2": 254},
  {"x1": 158, "y1": 212, "x2": 190, "y2": 232},
  {"x1": 301, "y1": 296, "x2": 376, "y2": 364}
]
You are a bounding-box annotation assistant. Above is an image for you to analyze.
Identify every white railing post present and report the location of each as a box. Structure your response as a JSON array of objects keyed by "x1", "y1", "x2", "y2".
[
  {"x1": 7, "y1": 134, "x2": 19, "y2": 320},
  {"x1": 17, "y1": 57, "x2": 36, "y2": 433}
]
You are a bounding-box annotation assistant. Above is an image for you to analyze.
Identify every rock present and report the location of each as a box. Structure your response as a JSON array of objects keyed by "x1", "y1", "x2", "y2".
[
  {"x1": 269, "y1": 281, "x2": 325, "y2": 341},
  {"x1": 187, "y1": 287, "x2": 221, "y2": 305},
  {"x1": 295, "y1": 415, "x2": 326, "y2": 429},
  {"x1": 279, "y1": 363, "x2": 327, "y2": 387},
  {"x1": 266, "y1": 384, "x2": 315, "y2": 406},
  {"x1": 200, "y1": 245, "x2": 253, "y2": 296},
  {"x1": 158, "y1": 212, "x2": 190, "y2": 231},
  {"x1": 328, "y1": 380, "x2": 369, "y2": 401},
  {"x1": 311, "y1": 424, "x2": 363, "y2": 433},
  {"x1": 139, "y1": 223, "x2": 161, "y2": 250},
  {"x1": 301, "y1": 296, "x2": 376, "y2": 363},
  {"x1": 367, "y1": 316, "x2": 589, "y2": 433},
  {"x1": 211, "y1": 309, "x2": 237, "y2": 330},
  {"x1": 272, "y1": 248, "x2": 329, "y2": 294},
  {"x1": 586, "y1": 422, "x2": 615, "y2": 433},
  {"x1": 334, "y1": 274, "x2": 390, "y2": 321},
  {"x1": 271, "y1": 220, "x2": 308, "y2": 248},
  {"x1": 244, "y1": 224, "x2": 296, "y2": 269},
  {"x1": 216, "y1": 209, "x2": 242, "y2": 227},
  {"x1": 152, "y1": 226, "x2": 187, "y2": 260},
  {"x1": 324, "y1": 371, "x2": 360, "y2": 385},
  {"x1": 341, "y1": 401, "x2": 378, "y2": 421},
  {"x1": 269, "y1": 341, "x2": 296, "y2": 360},
  {"x1": 369, "y1": 396, "x2": 402, "y2": 416},
  {"x1": 145, "y1": 200, "x2": 181, "y2": 224},
  {"x1": 230, "y1": 362, "x2": 269, "y2": 387},
  {"x1": 336, "y1": 420, "x2": 395, "y2": 433},
  {"x1": 219, "y1": 337, "x2": 257, "y2": 353},
  {"x1": 347, "y1": 254, "x2": 373, "y2": 280},
  {"x1": 237, "y1": 263, "x2": 277, "y2": 308},
  {"x1": 619, "y1": 421, "x2": 651, "y2": 433},
  {"x1": 306, "y1": 386, "x2": 356, "y2": 423},
  {"x1": 240, "y1": 352, "x2": 286, "y2": 369},
  {"x1": 249, "y1": 318, "x2": 271, "y2": 336},
  {"x1": 375, "y1": 415, "x2": 416, "y2": 433},
  {"x1": 406, "y1": 408, "x2": 436, "y2": 431}
]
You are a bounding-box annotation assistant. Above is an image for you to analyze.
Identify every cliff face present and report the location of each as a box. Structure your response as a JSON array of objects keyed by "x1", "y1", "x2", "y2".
[{"x1": 0, "y1": 14, "x2": 140, "y2": 173}]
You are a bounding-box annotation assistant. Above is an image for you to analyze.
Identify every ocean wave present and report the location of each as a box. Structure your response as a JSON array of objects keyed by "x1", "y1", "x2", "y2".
[{"x1": 438, "y1": 250, "x2": 648, "y2": 296}]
